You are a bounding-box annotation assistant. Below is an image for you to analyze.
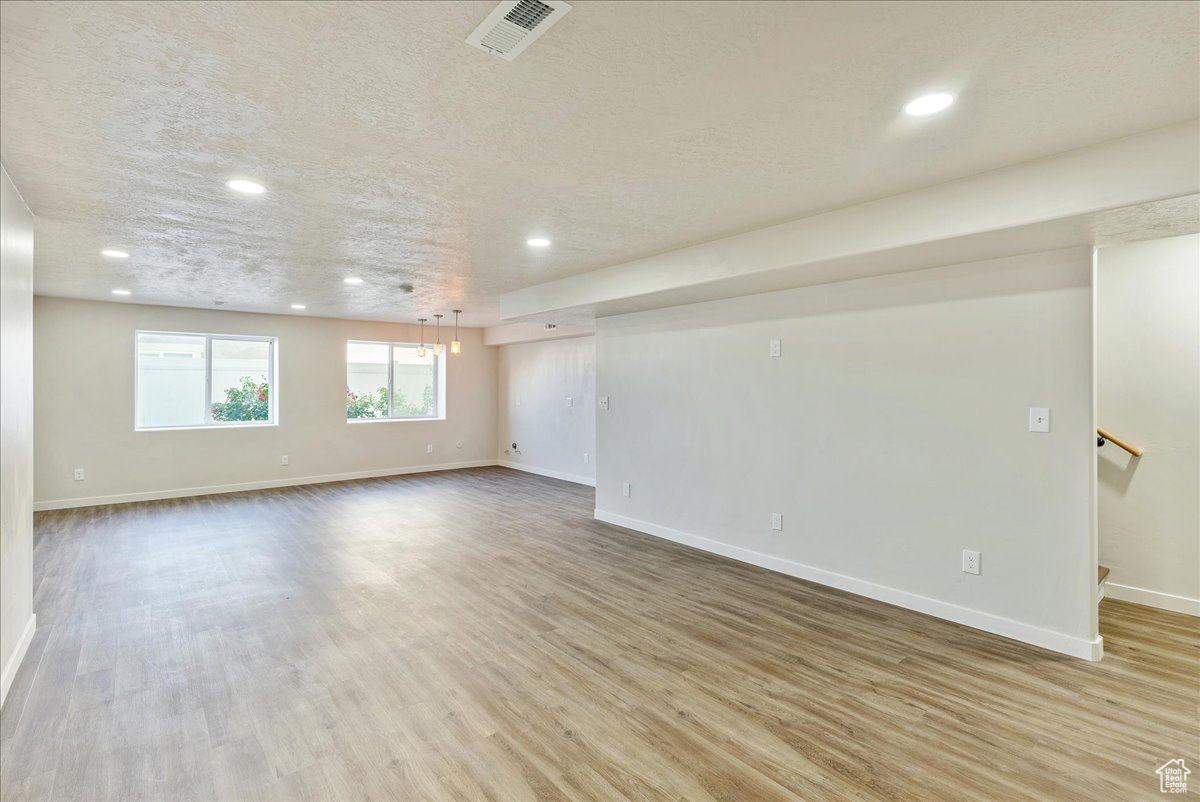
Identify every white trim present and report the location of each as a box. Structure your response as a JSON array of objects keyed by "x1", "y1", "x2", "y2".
[
  {"x1": 497, "y1": 460, "x2": 596, "y2": 487},
  {"x1": 1088, "y1": 247, "x2": 1101, "y2": 645},
  {"x1": 33, "y1": 460, "x2": 498, "y2": 511},
  {"x1": 346, "y1": 416, "x2": 446, "y2": 424},
  {"x1": 1, "y1": 614, "x2": 36, "y2": 709},
  {"x1": 1105, "y1": 583, "x2": 1200, "y2": 617},
  {"x1": 137, "y1": 422, "x2": 279, "y2": 432},
  {"x1": 594, "y1": 509, "x2": 1104, "y2": 661}
]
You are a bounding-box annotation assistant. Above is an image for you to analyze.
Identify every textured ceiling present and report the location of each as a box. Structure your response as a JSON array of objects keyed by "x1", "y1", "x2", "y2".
[
  {"x1": 1, "y1": 0, "x2": 1197, "y2": 326},
  {"x1": 1091, "y1": 195, "x2": 1200, "y2": 247}
]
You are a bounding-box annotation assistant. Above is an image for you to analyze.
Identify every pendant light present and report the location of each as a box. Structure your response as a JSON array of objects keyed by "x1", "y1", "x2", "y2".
[
  {"x1": 433, "y1": 314, "x2": 443, "y2": 356},
  {"x1": 417, "y1": 318, "x2": 427, "y2": 358},
  {"x1": 451, "y1": 310, "x2": 462, "y2": 355}
]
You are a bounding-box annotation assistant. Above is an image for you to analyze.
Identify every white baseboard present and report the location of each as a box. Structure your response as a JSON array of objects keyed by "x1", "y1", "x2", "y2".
[
  {"x1": 594, "y1": 510, "x2": 1103, "y2": 662},
  {"x1": 497, "y1": 460, "x2": 596, "y2": 487},
  {"x1": 1, "y1": 614, "x2": 36, "y2": 709},
  {"x1": 33, "y1": 460, "x2": 499, "y2": 511},
  {"x1": 1105, "y1": 583, "x2": 1200, "y2": 617}
]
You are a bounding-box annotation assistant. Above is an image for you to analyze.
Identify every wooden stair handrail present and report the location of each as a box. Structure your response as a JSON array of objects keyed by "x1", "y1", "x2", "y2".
[{"x1": 1097, "y1": 427, "x2": 1143, "y2": 457}]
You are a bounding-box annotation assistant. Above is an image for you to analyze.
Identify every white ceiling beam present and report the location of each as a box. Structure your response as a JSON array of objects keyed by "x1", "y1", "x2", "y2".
[
  {"x1": 483, "y1": 321, "x2": 594, "y2": 346},
  {"x1": 499, "y1": 121, "x2": 1199, "y2": 320}
]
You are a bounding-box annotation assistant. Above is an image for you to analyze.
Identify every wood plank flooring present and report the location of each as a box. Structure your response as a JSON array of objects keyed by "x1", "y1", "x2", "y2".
[{"x1": 1, "y1": 467, "x2": 1196, "y2": 801}]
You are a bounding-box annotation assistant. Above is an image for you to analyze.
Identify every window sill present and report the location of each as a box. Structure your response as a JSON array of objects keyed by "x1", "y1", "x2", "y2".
[
  {"x1": 136, "y1": 422, "x2": 278, "y2": 432},
  {"x1": 347, "y1": 416, "x2": 446, "y2": 424}
]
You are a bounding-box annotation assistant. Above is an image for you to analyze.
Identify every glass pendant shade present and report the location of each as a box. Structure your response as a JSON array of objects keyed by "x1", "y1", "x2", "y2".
[{"x1": 451, "y1": 310, "x2": 463, "y2": 355}]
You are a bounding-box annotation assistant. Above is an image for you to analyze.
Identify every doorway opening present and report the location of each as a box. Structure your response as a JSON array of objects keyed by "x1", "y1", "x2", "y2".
[{"x1": 1093, "y1": 233, "x2": 1199, "y2": 651}]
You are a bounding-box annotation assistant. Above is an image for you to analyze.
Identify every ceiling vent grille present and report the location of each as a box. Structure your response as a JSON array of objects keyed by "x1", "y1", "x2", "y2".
[{"x1": 466, "y1": 0, "x2": 572, "y2": 61}]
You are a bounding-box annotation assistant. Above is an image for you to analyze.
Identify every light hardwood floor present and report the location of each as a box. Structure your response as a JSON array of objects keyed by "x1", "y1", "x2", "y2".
[{"x1": 1, "y1": 467, "x2": 1196, "y2": 801}]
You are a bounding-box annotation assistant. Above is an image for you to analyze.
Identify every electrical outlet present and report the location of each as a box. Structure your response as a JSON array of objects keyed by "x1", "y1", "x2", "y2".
[
  {"x1": 769, "y1": 339, "x2": 782, "y2": 358},
  {"x1": 962, "y1": 550, "x2": 981, "y2": 575},
  {"x1": 583, "y1": 452, "x2": 589, "y2": 464},
  {"x1": 1028, "y1": 407, "x2": 1050, "y2": 433},
  {"x1": 566, "y1": 396, "x2": 573, "y2": 408},
  {"x1": 73, "y1": 468, "x2": 85, "y2": 481},
  {"x1": 771, "y1": 513, "x2": 783, "y2": 531},
  {"x1": 598, "y1": 396, "x2": 610, "y2": 411},
  {"x1": 622, "y1": 482, "x2": 631, "y2": 498},
  {"x1": 280, "y1": 455, "x2": 289, "y2": 466},
  {"x1": 426, "y1": 444, "x2": 434, "y2": 454}
]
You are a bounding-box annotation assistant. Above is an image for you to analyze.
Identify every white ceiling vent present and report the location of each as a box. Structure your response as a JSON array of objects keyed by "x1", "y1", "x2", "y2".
[{"x1": 465, "y1": 0, "x2": 572, "y2": 61}]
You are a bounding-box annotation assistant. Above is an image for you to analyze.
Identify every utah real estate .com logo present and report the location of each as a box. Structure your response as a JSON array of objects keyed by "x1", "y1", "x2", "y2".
[{"x1": 1157, "y1": 759, "x2": 1190, "y2": 794}]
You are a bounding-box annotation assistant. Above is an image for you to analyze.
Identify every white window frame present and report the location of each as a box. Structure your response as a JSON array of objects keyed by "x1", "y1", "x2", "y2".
[
  {"x1": 135, "y1": 330, "x2": 279, "y2": 431},
  {"x1": 346, "y1": 340, "x2": 445, "y2": 423}
]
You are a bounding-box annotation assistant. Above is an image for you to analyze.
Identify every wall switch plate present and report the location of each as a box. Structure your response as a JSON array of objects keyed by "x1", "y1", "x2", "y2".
[
  {"x1": 73, "y1": 468, "x2": 85, "y2": 481},
  {"x1": 962, "y1": 550, "x2": 981, "y2": 575},
  {"x1": 566, "y1": 396, "x2": 573, "y2": 408},
  {"x1": 426, "y1": 444, "x2": 434, "y2": 453},
  {"x1": 1028, "y1": 407, "x2": 1050, "y2": 433},
  {"x1": 280, "y1": 455, "x2": 289, "y2": 466},
  {"x1": 598, "y1": 396, "x2": 610, "y2": 411},
  {"x1": 583, "y1": 452, "x2": 589, "y2": 464},
  {"x1": 771, "y1": 513, "x2": 783, "y2": 531},
  {"x1": 769, "y1": 339, "x2": 782, "y2": 358},
  {"x1": 622, "y1": 482, "x2": 631, "y2": 497}
]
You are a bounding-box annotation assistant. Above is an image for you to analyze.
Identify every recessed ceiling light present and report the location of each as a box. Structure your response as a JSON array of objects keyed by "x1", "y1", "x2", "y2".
[
  {"x1": 343, "y1": 277, "x2": 363, "y2": 285},
  {"x1": 226, "y1": 179, "x2": 266, "y2": 195},
  {"x1": 101, "y1": 249, "x2": 129, "y2": 259},
  {"x1": 527, "y1": 237, "x2": 551, "y2": 247},
  {"x1": 904, "y1": 92, "x2": 955, "y2": 117},
  {"x1": 111, "y1": 289, "x2": 131, "y2": 296},
  {"x1": 291, "y1": 304, "x2": 307, "y2": 310}
]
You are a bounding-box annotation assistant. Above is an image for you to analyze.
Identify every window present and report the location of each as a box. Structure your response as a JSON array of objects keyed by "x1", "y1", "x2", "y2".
[
  {"x1": 346, "y1": 341, "x2": 443, "y2": 420},
  {"x1": 136, "y1": 331, "x2": 277, "y2": 430}
]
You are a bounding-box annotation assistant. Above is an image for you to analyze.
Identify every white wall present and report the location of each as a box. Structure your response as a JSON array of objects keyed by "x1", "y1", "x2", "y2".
[
  {"x1": 498, "y1": 336, "x2": 596, "y2": 486},
  {"x1": 1, "y1": 165, "x2": 36, "y2": 706},
  {"x1": 1097, "y1": 234, "x2": 1199, "y2": 615},
  {"x1": 595, "y1": 248, "x2": 1099, "y2": 659},
  {"x1": 33, "y1": 298, "x2": 498, "y2": 507}
]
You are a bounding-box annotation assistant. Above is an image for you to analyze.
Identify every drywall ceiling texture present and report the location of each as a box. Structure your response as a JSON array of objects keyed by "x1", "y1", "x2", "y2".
[
  {"x1": 1, "y1": 1, "x2": 1197, "y2": 324},
  {"x1": 595, "y1": 248, "x2": 1099, "y2": 659},
  {"x1": 0, "y1": 165, "x2": 36, "y2": 706},
  {"x1": 1097, "y1": 234, "x2": 1199, "y2": 615},
  {"x1": 32, "y1": 299, "x2": 497, "y2": 507}
]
